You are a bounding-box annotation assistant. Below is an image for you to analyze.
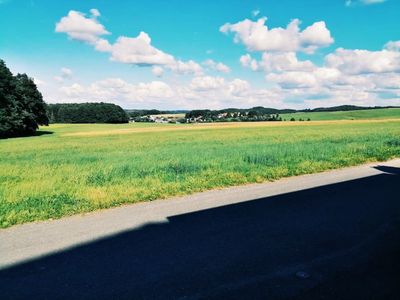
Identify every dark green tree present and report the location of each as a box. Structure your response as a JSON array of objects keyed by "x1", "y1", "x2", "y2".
[
  {"x1": 15, "y1": 74, "x2": 49, "y2": 130},
  {"x1": 47, "y1": 103, "x2": 129, "y2": 123},
  {"x1": 0, "y1": 59, "x2": 21, "y2": 137},
  {"x1": 0, "y1": 60, "x2": 48, "y2": 138}
]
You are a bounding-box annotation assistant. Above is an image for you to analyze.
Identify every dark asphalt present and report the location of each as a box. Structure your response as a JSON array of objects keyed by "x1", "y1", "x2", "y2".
[{"x1": 1, "y1": 166, "x2": 399, "y2": 299}]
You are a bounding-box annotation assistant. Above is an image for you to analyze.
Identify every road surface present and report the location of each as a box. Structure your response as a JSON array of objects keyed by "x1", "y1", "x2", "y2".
[{"x1": 1, "y1": 159, "x2": 399, "y2": 299}]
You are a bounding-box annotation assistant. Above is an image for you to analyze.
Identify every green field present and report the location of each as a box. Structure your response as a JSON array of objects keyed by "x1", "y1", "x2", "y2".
[
  {"x1": 1, "y1": 117, "x2": 400, "y2": 228},
  {"x1": 281, "y1": 108, "x2": 400, "y2": 121}
]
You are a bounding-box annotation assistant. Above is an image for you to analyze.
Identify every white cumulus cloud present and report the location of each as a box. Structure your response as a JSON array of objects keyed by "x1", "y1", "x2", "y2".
[
  {"x1": 108, "y1": 33, "x2": 175, "y2": 66},
  {"x1": 240, "y1": 54, "x2": 259, "y2": 71},
  {"x1": 325, "y1": 48, "x2": 400, "y2": 74},
  {"x1": 167, "y1": 60, "x2": 203, "y2": 75},
  {"x1": 220, "y1": 17, "x2": 333, "y2": 54},
  {"x1": 384, "y1": 40, "x2": 400, "y2": 52},
  {"x1": 203, "y1": 59, "x2": 231, "y2": 73},
  {"x1": 259, "y1": 52, "x2": 315, "y2": 72},
  {"x1": 190, "y1": 76, "x2": 226, "y2": 91},
  {"x1": 56, "y1": 10, "x2": 203, "y2": 76},
  {"x1": 55, "y1": 9, "x2": 109, "y2": 44}
]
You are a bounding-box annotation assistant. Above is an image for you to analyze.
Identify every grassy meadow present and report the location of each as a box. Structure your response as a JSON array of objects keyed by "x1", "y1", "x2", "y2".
[
  {"x1": 281, "y1": 107, "x2": 400, "y2": 121},
  {"x1": 1, "y1": 114, "x2": 400, "y2": 228}
]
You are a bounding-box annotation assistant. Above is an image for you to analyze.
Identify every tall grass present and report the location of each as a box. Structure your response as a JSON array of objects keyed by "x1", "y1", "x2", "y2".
[{"x1": 1, "y1": 120, "x2": 400, "y2": 228}]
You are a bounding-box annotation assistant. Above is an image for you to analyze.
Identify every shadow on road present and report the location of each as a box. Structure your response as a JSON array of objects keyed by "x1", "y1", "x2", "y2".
[
  {"x1": 374, "y1": 165, "x2": 400, "y2": 175},
  {"x1": 1, "y1": 168, "x2": 399, "y2": 299}
]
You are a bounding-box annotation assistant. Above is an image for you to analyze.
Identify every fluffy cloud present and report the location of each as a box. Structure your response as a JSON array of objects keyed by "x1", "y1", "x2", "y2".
[
  {"x1": 267, "y1": 72, "x2": 318, "y2": 88},
  {"x1": 266, "y1": 68, "x2": 340, "y2": 88},
  {"x1": 167, "y1": 60, "x2": 203, "y2": 75},
  {"x1": 134, "y1": 81, "x2": 174, "y2": 99},
  {"x1": 370, "y1": 73, "x2": 400, "y2": 89},
  {"x1": 240, "y1": 54, "x2": 259, "y2": 71},
  {"x1": 203, "y1": 59, "x2": 231, "y2": 73},
  {"x1": 55, "y1": 10, "x2": 109, "y2": 44},
  {"x1": 228, "y1": 79, "x2": 251, "y2": 96},
  {"x1": 325, "y1": 48, "x2": 400, "y2": 74},
  {"x1": 151, "y1": 63, "x2": 203, "y2": 77},
  {"x1": 263, "y1": 52, "x2": 314, "y2": 72},
  {"x1": 246, "y1": 52, "x2": 315, "y2": 73},
  {"x1": 384, "y1": 40, "x2": 400, "y2": 52},
  {"x1": 60, "y1": 78, "x2": 173, "y2": 103},
  {"x1": 56, "y1": 10, "x2": 206, "y2": 76},
  {"x1": 190, "y1": 76, "x2": 226, "y2": 91},
  {"x1": 107, "y1": 33, "x2": 175, "y2": 65},
  {"x1": 107, "y1": 34, "x2": 203, "y2": 74},
  {"x1": 220, "y1": 17, "x2": 333, "y2": 54},
  {"x1": 60, "y1": 83, "x2": 85, "y2": 97}
]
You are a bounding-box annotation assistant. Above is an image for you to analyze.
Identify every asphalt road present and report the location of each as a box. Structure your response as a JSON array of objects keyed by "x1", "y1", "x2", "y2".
[{"x1": 0, "y1": 160, "x2": 399, "y2": 299}]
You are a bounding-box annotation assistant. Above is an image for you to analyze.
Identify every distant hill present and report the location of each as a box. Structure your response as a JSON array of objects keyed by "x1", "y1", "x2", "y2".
[
  {"x1": 299, "y1": 105, "x2": 400, "y2": 113},
  {"x1": 125, "y1": 109, "x2": 189, "y2": 117},
  {"x1": 125, "y1": 105, "x2": 399, "y2": 117},
  {"x1": 218, "y1": 107, "x2": 297, "y2": 115},
  {"x1": 280, "y1": 108, "x2": 400, "y2": 121}
]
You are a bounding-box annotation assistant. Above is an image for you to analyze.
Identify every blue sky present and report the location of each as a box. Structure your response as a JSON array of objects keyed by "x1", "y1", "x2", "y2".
[{"x1": 1, "y1": 0, "x2": 399, "y2": 109}]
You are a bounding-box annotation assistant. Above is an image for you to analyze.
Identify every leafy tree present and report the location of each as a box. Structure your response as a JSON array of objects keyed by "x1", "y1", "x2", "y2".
[
  {"x1": 0, "y1": 59, "x2": 48, "y2": 138},
  {"x1": 0, "y1": 59, "x2": 20, "y2": 137},
  {"x1": 15, "y1": 74, "x2": 49, "y2": 131}
]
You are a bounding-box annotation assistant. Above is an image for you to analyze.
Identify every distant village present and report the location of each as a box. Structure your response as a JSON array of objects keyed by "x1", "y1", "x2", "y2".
[
  {"x1": 129, "y1": 112, "x2": 284, "y2": 124},
  {"x1": 126, "y1": 105, "x2": 396, "y2": 124},
  {"x1": 128, "y1": 108, "x2": 287, "y2": 124}
]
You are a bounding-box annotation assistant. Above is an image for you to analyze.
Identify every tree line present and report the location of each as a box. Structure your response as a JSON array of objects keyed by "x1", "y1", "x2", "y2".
[
  {"x1": 48, "y1": 103, "x2": 129, "y2": 124},
  {"x1": 0, "y1": 60, "x2": 49, "y2": 138},
  {"x1": 126, "y1": 109, "x2": 188, "y2": 118}
]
